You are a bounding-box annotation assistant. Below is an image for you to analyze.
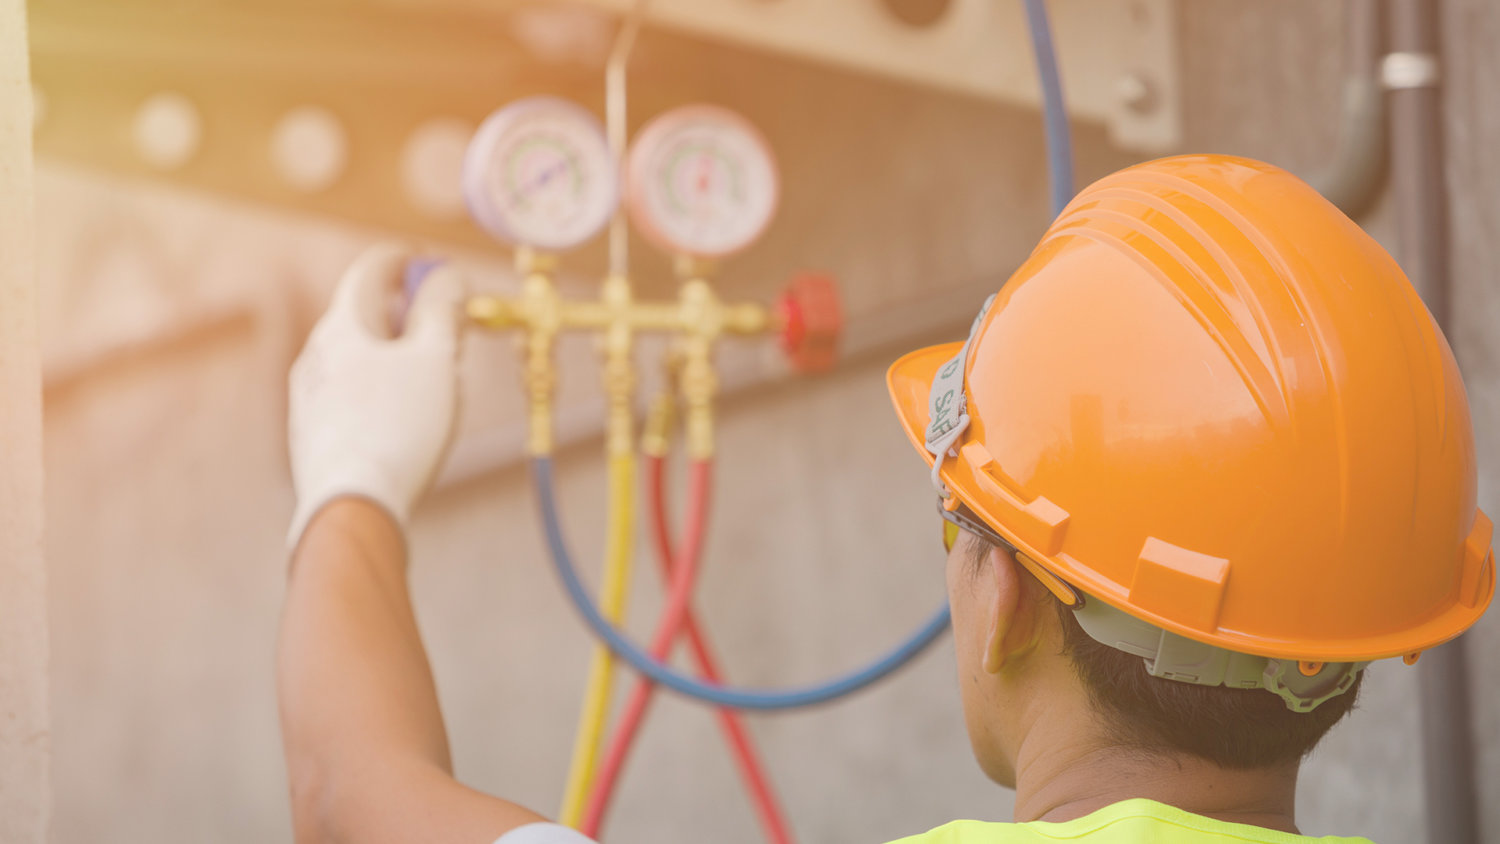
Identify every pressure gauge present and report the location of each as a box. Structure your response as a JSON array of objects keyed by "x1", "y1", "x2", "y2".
[
  {"x1": 625, "y1": 105, "x2": 780, "y2": 259},
  {"x1": 463, "y1": 97, "x2": 618, "y2": 251}
]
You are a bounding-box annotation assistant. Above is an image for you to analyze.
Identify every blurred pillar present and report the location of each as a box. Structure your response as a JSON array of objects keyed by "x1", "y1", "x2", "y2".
[{"x1": 0, "y1": 1, "x2": 51, "y2": 841}]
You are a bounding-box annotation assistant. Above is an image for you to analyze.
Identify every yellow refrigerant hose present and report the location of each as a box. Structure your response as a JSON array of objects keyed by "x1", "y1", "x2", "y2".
[
  {"x1": 558, "y1": 296, "x2": 638, "y2": 827},
  {"x1": 558, "y1": 451, "x2": 635, "y2": 826}
]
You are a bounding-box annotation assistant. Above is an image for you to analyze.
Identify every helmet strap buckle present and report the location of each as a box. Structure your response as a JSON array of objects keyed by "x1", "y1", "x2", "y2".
[{"x1": 924, "y1": 295, "x2": 995, "y2": 496}]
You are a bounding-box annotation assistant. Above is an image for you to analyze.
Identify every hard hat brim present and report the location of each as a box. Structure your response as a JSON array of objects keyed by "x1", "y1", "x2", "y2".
[
  {"x1": 887, "y1": 341, "x2": 1087, "y2": 600},
  {"x1": 886, "y1": 342, "x2": 962, "y2": 470}
]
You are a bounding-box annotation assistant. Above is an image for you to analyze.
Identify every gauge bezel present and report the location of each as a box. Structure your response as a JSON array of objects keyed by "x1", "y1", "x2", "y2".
[
  {"x1": 462, "y1": 96, "x2": 618, "y2": 251},
  {"x1": 625, "y1": 104, "x2": 781, "y2": 259}
]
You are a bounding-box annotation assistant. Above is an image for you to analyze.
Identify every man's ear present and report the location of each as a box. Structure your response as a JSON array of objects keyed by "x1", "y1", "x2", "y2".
[{"x1": 981, "y1": 547, "x2": 1043, "y2": 674}]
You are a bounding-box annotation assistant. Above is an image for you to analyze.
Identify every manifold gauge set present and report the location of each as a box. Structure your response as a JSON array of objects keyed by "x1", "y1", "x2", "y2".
[{"x1": 462, "y1": 96, "x2": 781, "y2": 258}]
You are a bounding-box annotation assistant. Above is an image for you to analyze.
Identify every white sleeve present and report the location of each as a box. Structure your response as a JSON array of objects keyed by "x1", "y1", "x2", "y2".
[{"x1": 493, "y1": 822, "x2": 600, "y2": 844}]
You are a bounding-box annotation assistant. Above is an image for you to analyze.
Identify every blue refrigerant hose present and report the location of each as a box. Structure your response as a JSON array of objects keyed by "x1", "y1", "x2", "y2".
[
  {"x1": 531, "y1": 0, "x2": 1075, "y2": 711},
  {"x1": 533, "y1": 458, "x2": 952, "y2": 710},
  {"x1": 1024, "y1": 0, "x2": 1075, "y2": 217}
]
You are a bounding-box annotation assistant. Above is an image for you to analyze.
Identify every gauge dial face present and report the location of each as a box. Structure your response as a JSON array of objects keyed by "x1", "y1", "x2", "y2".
[
  {"x1": 462, "y1": 97, "x2": 617, "y2": 251},
  {"x1": 626, "y1": 105, "x2": 780, "y2": 259}
]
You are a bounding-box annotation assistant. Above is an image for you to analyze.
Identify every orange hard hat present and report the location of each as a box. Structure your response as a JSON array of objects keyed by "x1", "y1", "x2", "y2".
[{"x1": 889, "y1": 154, "x2": 1493, "y2": 666}]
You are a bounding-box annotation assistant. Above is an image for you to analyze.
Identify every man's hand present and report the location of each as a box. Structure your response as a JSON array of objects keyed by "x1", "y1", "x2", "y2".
[{"x1": 287, "y1": 245, "x2": 465, "y2": 548}]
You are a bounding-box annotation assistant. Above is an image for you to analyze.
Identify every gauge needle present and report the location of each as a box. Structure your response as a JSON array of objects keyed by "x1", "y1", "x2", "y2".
[
  {"x1": 513, "y1": 157, "x2": 571, "y2": 205},
  {"x1": 695, "y1": 155, "x2": 713, "y2": 194}
]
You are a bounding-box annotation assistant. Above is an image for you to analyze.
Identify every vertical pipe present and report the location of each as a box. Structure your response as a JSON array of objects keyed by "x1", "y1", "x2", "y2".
[
  {"x1": 1385, "y1": 2, "x2": 1475, "y2": 843},
  {"x1": 1416, "y1": 648, "x2": 1477, "y2": 844},
  {"x1": 1311, "y1": 0, "x2": 1387, "y2": 218},
  {"x1": 0, "y1": 2, "x2": 52, "y2": 841},
  {"x1": 1387, "y1": 0, "x2": 1450, "y2": 321}
]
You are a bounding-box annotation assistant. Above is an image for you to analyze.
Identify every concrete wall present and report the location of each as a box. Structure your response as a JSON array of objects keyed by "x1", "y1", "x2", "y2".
[
  {"x1": 1, "y1": 1, "x2": 49, "y2": 841},
  {"x1": 36, "y1": 2, "x2": 1500, "y2": 842}
]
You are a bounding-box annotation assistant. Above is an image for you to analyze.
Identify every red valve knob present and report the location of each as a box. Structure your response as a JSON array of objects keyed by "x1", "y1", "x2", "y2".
[{"x1": 776, "y1": 273, "x2": 842, "y2": 373}]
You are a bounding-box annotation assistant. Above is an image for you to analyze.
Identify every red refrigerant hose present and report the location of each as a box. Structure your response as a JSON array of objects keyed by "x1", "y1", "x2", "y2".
[{"x1": 580, "y1": 457, "x2": 793, "y2": 844}]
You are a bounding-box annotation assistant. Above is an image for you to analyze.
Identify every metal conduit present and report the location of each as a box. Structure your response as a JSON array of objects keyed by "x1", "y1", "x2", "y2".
[
  {"x1": 1388, "y1": 0, "x2": 1451, "y2": 322},
  {"x1": 1384, "y1": 1, "x2": 1478, "y2": 842},
  {"x1": 1312, "y1": 0, "x2": 1387, "y2": 219}
]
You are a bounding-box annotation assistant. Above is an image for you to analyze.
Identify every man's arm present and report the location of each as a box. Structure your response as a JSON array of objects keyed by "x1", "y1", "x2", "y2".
[
  {"x1": 278, "y1": 497, "x2": 546, "y2": 843},
  {"x1": 276, "y1": 247, "x2": 574, "y2": 844}
]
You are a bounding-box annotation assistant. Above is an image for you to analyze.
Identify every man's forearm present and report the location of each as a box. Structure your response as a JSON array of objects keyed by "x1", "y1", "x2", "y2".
[{"x1": 277, "y1": 498, "x2": 544, "y2": 843}]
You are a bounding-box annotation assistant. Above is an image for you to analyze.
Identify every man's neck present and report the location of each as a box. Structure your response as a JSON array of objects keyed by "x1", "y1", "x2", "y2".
[{"x1": 1009, "y1": 719, "x2": 1301, "y2": 834}]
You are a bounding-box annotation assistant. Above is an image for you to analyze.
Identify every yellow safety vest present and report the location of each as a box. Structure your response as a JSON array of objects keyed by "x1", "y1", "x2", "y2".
[{"x1": 886, "y1": 799, "x2": 1377, "y2": 843}]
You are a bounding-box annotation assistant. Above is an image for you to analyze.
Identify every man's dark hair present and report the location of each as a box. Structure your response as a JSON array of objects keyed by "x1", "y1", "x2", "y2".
[{"x1": 966, "y1": 538, "x2": 1362, "y2": 769}]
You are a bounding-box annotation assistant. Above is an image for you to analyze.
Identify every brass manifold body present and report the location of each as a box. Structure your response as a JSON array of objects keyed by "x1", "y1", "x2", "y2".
[{"x1": 464, "y1": 248, "x2": 778, "y2": 460}]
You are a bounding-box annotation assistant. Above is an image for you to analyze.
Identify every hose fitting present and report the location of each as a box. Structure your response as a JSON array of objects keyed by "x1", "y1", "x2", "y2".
[{"x1": 600, "y1": 273, "x2": 637, "y2": 458}]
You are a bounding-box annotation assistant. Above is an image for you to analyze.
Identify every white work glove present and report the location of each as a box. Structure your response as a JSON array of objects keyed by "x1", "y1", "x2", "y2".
[{"x1": 286, "y1": 245, "x2": 465, "y2": 550}]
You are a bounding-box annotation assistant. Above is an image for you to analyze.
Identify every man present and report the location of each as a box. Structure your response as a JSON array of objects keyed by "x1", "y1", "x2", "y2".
[{"x1": 278, "y1": 155, "x2": 1493, "y2": 843}]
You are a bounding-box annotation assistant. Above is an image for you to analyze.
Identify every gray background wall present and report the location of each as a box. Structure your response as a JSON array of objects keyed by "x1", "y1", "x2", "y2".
[{"x1": 33, "y1": 1, "x2": 1500, "y2": 842}]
